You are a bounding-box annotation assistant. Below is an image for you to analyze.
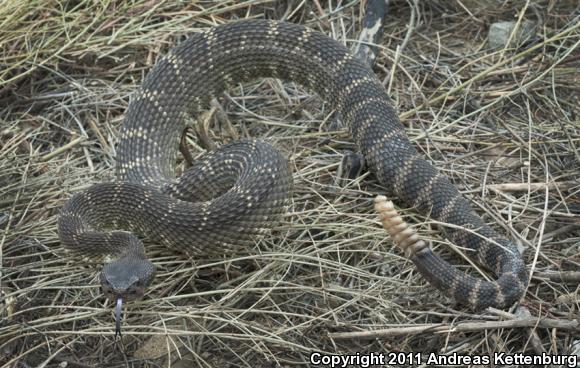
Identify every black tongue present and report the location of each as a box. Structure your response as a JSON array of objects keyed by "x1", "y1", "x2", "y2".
[{"x1": 115, "y1": 297, "x2": 123, "y2": 338}]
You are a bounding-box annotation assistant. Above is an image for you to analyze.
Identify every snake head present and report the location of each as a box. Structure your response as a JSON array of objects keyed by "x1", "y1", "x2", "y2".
[
  {"x1": 100, "y1": 257, "x2": 156, "y2": 301},
  {"x1": 100, "y1": 257, "x2": 155, "y2": 337}
]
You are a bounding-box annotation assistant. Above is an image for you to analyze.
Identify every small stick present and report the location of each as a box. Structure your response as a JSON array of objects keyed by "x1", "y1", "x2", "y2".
[
  {"x1": 486, "y1": 182, "x2": 576, "y2": 192},
  {"x1": 40, "y1": 137, "x2": 85, "y2": 162},
  {"x1": 87, "y1": 117, "x2": 110, "y2": 152},
  {"x1": 328, "y1": 317, "x2": 579, "y2": 340},
  {"x1": 515, "y1": 306, "x2": 546, "y2": 356},
  {"x1": 533, "y1": 271, "x2": 580, "y2": 284},
  {"x1": 179, "y1": 127, "x2": 195, "y2": 167}
]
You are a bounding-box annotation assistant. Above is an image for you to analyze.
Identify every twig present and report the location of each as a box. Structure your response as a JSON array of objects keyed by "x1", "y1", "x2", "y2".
[
  {"x1": 533, "y1": 271, "x2": 580, "y2": 283},
  {"x1": 485, "y1": 182, "x2": 577, "y2": 192},
  {"x1": 328, "y1": 317, "x2": 579, "y2": 340},
  {"x1": 39, "y1": 137, "x2": 85, "y2": 162}
]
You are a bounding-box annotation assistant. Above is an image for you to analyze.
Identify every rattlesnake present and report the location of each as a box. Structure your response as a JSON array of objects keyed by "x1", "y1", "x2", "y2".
[{"x1": 58, "y1": 20, "x2": 528, "y2": 325}]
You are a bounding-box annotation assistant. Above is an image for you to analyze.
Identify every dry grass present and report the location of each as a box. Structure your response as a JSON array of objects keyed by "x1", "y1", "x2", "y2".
[{"x1": 1, "y1": 0, "x2": 579, "y2": 366}]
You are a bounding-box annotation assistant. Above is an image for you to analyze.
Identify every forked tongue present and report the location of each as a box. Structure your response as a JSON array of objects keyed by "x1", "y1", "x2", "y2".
[{"x1": 115, "y1": 297, "x2": 123, "y2": 338}]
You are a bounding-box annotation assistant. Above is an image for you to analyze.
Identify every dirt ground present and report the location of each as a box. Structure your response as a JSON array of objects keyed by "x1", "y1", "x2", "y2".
[{"x1": 1, "y1": 0, "x2": 578, "y2": 367}]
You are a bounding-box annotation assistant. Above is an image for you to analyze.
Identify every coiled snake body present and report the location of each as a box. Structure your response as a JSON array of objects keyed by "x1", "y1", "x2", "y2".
[{"x1": 58, "y1": 20, "x2": 527, "y2": 316}]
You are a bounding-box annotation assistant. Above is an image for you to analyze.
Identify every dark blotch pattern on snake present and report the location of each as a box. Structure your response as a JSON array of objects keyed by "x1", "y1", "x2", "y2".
[{"x1": 58, "y1": 19, "x2": 528, "y2": 311}]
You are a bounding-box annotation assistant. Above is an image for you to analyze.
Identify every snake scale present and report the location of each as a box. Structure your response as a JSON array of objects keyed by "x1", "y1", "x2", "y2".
[{"x1": 58, "y1": 19, "x2": 528, "y2": 315}]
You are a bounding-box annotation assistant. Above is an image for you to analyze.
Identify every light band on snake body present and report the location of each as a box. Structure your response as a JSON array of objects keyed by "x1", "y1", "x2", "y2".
[{"x1": 58, "y1": 19, "x2": 528, "y2": 332}]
